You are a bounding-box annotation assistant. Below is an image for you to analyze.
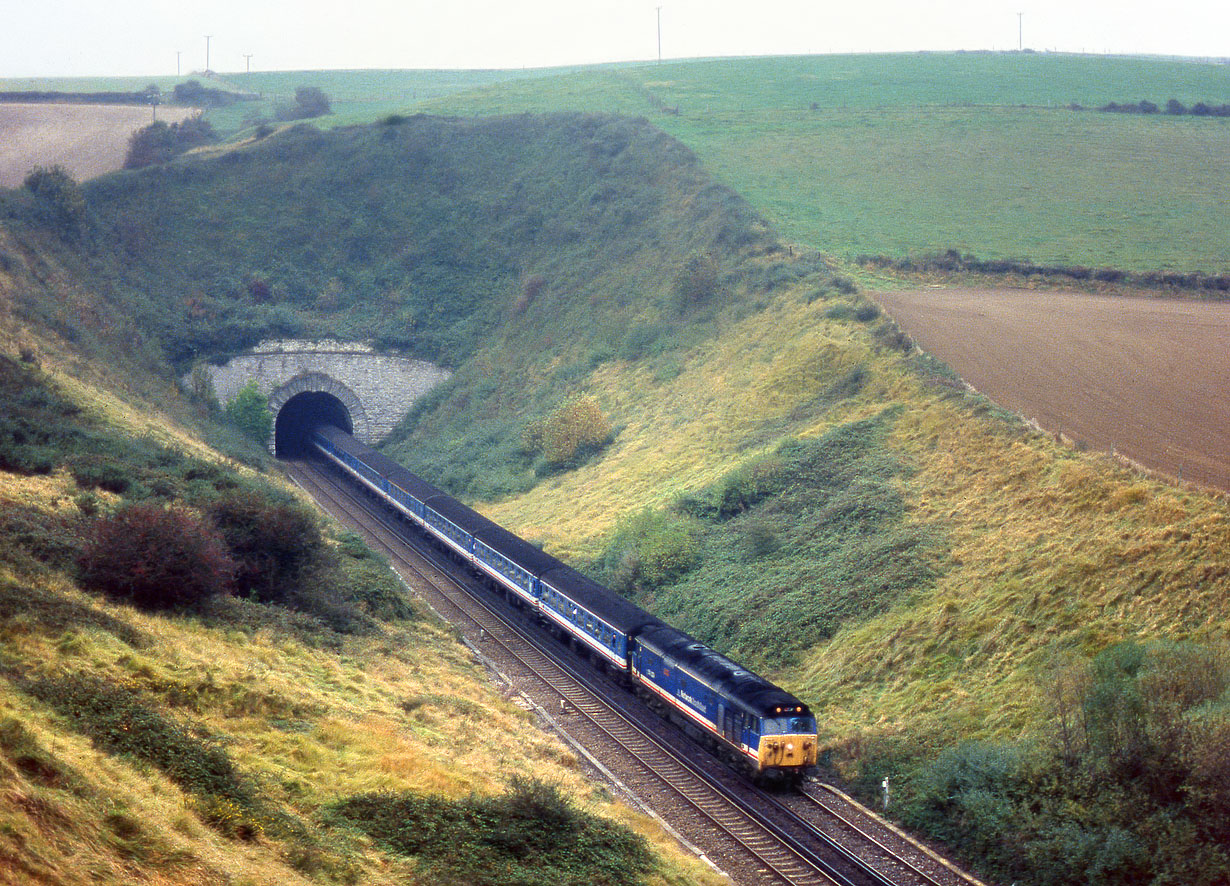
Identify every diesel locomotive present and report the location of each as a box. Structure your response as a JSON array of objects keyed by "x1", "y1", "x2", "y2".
[{"x1": 310, "y1": 424, "x2": 818, "y2": 781}]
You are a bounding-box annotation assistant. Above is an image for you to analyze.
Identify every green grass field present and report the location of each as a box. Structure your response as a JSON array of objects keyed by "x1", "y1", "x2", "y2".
[
  {"x1": 8, "y1": 53, "x2": 1228, "y2": 271},
  {"x1": 417, "y1": 54, "x2": 1230, "y2": 273}
]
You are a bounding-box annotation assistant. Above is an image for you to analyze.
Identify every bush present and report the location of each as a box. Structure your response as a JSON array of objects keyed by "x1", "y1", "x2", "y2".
[
  {"x1": 223, "y1": 380, "x2": 271, "y2": 445},
  {"x1": 78, "y1": 502, "x2": 234, "y2": 610},
  {"x1": 19, "y1": 671, "x2": 266, "y2": 839},
  {"x1": 679, "y1": 454, "x2": 785, "y2": 520},
  {"x1": 598, "y1": 509, "x2": 702, "y2": 593},
  {"x1": 124, "y1": 117, "x2": 217, "y2": 169},
  {"x1": 670, "y1": 252, "x2": 720, "y2": 312},
  {"x1": 207, "y1": 489, "x2": 323, "y2": 603},
  {"x1": 277, "y1": 86, "x2": 331, "y2": 121},
  {"x1": 171, "y1": 80, "x2": 238, "y2": 108},
  {"x1": 22, "y1": 165, "x2": 85, "y2": 239},
  {"x1": 329, "y1": 777, "x2": 652, "y2": 886},
  {"x1": 524, "y1": 395, "x2": 613, "y2": 469}
]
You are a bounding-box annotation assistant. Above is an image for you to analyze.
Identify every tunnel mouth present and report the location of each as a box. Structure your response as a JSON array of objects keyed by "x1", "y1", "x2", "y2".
[{"x1": 275, "y1": 391, "x2": 353, "y2": 457}]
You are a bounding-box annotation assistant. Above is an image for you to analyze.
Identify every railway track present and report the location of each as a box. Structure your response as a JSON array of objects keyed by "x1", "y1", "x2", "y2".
[{"x1": 285, "y1": 456, "x2": 987, "y2": 886}]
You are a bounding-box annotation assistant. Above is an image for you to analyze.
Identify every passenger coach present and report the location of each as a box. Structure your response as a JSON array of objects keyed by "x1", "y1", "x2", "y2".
[{"x1": 308, "y1": 424, "x2": 818, "y2": 781}]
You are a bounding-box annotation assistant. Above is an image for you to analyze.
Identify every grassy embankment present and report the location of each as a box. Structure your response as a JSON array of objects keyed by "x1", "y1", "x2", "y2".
[
  {"x1": 397, "y1": 55, "x2": 1230, "y2": 882},
  {"x1": 0, "y1": 145, "x2": 727, "y2": 884},
  {"x1": 4, "y1": 53, "x2": 1230, "y2": 884}
]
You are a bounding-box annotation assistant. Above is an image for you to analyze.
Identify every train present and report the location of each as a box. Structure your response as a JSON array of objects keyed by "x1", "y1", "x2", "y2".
[{"x1": 310, "y1": 424, "x2": 818, "y2": 781}]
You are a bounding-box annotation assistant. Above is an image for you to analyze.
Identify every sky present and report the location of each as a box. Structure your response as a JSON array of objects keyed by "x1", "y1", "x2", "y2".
[{"x1": 1, "y1": 0, "x2": 1227, "y2": 79}]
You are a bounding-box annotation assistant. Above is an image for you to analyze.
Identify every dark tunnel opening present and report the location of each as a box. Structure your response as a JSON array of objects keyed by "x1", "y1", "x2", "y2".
[{"x1": 275, "y1": 391, "x2": 353, "y2": 457}]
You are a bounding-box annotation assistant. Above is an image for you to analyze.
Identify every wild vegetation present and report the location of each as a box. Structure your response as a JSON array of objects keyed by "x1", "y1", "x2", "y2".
[
  {"x1": 2, "y1": 52, "x2": 1230, "y2": 885},
  {"x1": 330, "y1": 777, "x2": 654, "y2": 886},
  {"x1": 0, "y1": 277, "x2": 718, "y2": 885},
  {"x1": 123, "y1": 117, "x2": 217, "y2": 169}
]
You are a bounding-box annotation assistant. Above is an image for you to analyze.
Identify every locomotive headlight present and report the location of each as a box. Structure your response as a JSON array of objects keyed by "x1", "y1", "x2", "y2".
[{"x1": 786, "y1": 743, "x2": 794, "y2": 751}]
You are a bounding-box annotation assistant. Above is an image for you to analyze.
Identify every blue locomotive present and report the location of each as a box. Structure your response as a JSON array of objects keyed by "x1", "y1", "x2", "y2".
[{"x1": 311, "y1": 425, "x2": 818, "y2": 780}]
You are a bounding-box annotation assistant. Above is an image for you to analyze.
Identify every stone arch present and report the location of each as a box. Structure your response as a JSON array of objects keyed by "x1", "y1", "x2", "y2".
[{"x1": 268, "y1": 372, "x2": 372, "y2": 453}]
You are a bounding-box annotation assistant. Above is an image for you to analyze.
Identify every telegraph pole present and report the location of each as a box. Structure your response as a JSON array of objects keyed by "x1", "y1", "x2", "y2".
[
  {"x1": 1017, "y1": 12, "x2": 1023, "y2": 51},
  {"x1": 204, "y1": 34, "x2": 212, "y2": 74},
  {"x1": 244, "y1": 54, "x2": 253, "y2": 74},
  {"x1": 176, "y1": 50, "x2": 181, "y2": 76},
  {"x1": 656, "y1": 6, "x2": 663, "y2": 63}
]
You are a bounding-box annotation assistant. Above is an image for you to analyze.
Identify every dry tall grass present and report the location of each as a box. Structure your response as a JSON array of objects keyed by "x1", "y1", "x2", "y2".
[{"x1": 479, "y1": 280, "x2": 1230, "y2": 752}]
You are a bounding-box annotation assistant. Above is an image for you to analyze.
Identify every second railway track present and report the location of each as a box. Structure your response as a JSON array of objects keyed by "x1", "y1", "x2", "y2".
[{"x1": 286, "y1": 456, "x2": 987, "y2": 886}]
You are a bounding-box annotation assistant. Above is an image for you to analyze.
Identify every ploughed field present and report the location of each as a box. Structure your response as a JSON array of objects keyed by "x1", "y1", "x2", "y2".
[
  {"x1": 0, "y1": 102, "x2": 196, "y2": 187},
  {"x1": 874, "y1": 287, "x2": 1230, "y2": 492}
]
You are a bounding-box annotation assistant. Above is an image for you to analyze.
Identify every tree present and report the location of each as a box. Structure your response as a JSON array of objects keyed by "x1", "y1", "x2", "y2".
[
  {"x1": 78, "y1": 502, "x2": 234, "y2": 610},
  {"x1": 124, "y1": 117, "x2": 217, "y2": 169},
  {"x1": 224, "y1": 380, "x2": 271, "y2": 444},
  {"x1": 277, "y1": 86, "x2": 331, "y2": 121},
  {"x1": 22, "y1": 165, "x2": 85, "y2": 239},
  {"x1": 124, "y1": 120, "x2": 177, "y2": 169}
]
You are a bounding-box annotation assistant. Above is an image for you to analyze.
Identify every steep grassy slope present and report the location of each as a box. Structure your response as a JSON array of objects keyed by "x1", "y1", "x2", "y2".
[
  {"x1": 4, "y1": 66, "x2": 1229, "y2": 882},
  {"x1": 77, "y1": 112, "x2": 777, "y2": 369},
  {"x1": 473, "y1": 273, "x2": 1230, "y2": 885},
  {"x1": 64, "y1": 111, "x2": 803, "y2": 499},
  {"x1": 0, "y1": 247, "x2": 721, "y2": 886}
]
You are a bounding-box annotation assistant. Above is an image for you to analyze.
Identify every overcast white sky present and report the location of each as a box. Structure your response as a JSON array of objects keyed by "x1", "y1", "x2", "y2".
[{"x1": 1, "y1": 0, "x2": 1227, "y2": 78}]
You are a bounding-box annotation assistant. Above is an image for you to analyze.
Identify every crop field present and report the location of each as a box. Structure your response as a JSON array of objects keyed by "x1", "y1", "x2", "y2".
[
  {"x1": 0, "y1": 102, "x2": 196, "y2": 187},
  {"x1": 8, "y1": 54, "x2": 1229, "y2": 270},
  {"x1": 875, "y1": 288, "x2": 1230, "y2": 491},
  {"x1": 421, "y1": 53, "x2": 1230, "y2": 273}
]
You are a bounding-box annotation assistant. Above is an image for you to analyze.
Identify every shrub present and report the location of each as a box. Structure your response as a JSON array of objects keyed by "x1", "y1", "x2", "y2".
[
  {"x1": 329, "y1": 777, "x2": 652, "y2": 886},
  {"x1": 223, "y1": 380, "x2": 271, "y2": 445},
  {"x1": 206, "y1": 488, "x2": 323, "y2": 603},
  {"x1": 78, "y1": 502, "x2": 234, "y2": 610},
  {"x1": 277, "y1": 86, "x2": 331, "y2": 121},
  {"x1": 171, "y1": 80, "x2": 239, "y2": 108},
  {"x1": 679, "y1": 454, "x2": 785, "y2": 520},
  {"x1": 124, "y1": 121, "x2": 177, "y2": 169},
  {"x1": 125, "y1": 117, "x2": 218, "y2": 169},
  {"x1": 514, "y1": 273, "x2": 547, "y2": 314},
  {"x1": 741, "y1": 518, "x2": 780, "y2": 558},
  {"x1": 19, "y1": 671, "x2": 266, "y2": 839},
  {"x1": 598, "y1": 509, "x2": 702, "y2": 593},
  {"x1": 22, "y1": 165, "x2": 86, "y2": 238},
  {"x1": 524, "y1": 395, "x2": 613, "y2": 469},
  {"x1": 670, "y1": 252, "x2": 720, "y2": 311}
]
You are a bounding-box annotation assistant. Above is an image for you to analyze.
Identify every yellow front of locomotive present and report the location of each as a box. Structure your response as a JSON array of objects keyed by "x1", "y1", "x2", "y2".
[{"x1": 757, "y1": 708, "x2": 818, "y2": 774}]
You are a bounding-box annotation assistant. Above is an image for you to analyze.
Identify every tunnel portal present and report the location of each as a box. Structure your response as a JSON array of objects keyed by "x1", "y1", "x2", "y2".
[{"x1": 274, "y1": 391, "x2": 353, "y2": 457}]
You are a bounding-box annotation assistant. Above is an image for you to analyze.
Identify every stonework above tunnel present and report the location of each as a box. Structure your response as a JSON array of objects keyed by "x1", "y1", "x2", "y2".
[{"x1": 193, "y1": 340, "x2": 450, "y2": 451}]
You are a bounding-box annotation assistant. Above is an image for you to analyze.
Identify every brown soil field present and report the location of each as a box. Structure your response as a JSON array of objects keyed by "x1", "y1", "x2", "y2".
[
  {"x1": 0, "y1": 102, "x2": 196, "y2": 188},
  {"x1": 874, "y1": 288, "x2": 1230, "y2": 492}
]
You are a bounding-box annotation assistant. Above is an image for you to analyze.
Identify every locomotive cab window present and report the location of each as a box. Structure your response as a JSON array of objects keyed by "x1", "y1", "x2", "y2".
[{"x1": 761, "y1": 716, "x2": 815, "y2": 735}]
